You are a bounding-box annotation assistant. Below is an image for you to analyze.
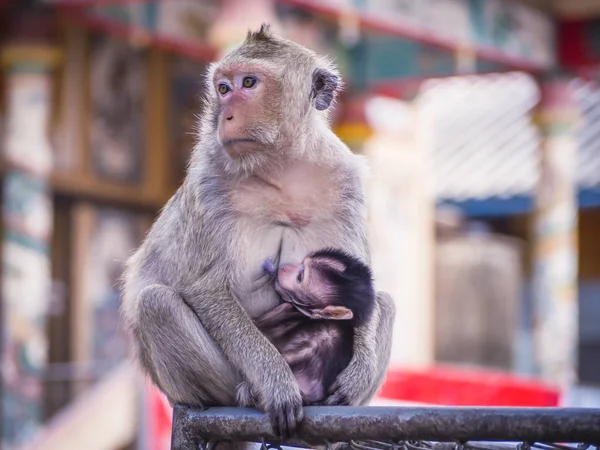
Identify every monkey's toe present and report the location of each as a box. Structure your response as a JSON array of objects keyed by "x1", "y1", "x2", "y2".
[
  {"x1": 235, "y1": 381, "x2": 255, "y2": 407},
  {"x1": 267, "y1": 398, "x2": 303, "y2": 439},
  {"x1": 324, "y1": 384, "x2": 351, "y2": 406}
]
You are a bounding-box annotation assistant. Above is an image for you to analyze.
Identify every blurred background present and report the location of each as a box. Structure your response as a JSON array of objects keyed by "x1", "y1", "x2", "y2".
[{"x1": 0, "y1": 0, "x2": 599, "y2": 449}]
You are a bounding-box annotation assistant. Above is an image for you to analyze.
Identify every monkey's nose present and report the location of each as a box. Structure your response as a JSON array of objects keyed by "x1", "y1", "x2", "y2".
[{"x1": 226, "y1": 115, "x2": 233, "y2": 121}]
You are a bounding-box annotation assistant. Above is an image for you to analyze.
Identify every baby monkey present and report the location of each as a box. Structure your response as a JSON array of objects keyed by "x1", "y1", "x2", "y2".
[{"x1": 242, "y1": 248, "x2": 376, "y2": 406}]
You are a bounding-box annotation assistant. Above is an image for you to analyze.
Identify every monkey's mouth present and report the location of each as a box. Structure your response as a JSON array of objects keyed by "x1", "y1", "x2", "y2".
[{"x1": 222, "y1": 138, "x2": 258, "y2": 147}]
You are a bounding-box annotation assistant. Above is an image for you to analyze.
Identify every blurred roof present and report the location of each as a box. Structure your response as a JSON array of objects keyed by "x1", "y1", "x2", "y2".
[
  {"x1": 576, "y1": 80, "x2": 600, "y2": 191},
  {"x1": 424, "y1": 72, "x2": 541, "y2": 203},
  {"x1": 424, "y1": 73, "x2": 600, "y2": 209}
]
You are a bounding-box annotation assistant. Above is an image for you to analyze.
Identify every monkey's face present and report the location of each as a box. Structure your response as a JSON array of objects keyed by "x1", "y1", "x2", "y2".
[
  {"x1": 206, "y1": 27, "x2": 343, "y2": 174},
  {"x1": 275, "y1": 256, "x2": 353, "y2": 321},
  {"x1": 213, "y1": 65, "x2": 281, "y2": 159}
]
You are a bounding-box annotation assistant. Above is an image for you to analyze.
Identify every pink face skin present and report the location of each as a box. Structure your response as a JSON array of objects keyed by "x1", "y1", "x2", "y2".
[
  {"x1": 273, "y1": 256, "x2": 353, "y2": 321},
  {"x1": 276, "y1": 261, "x2": 306, "y2": 293},
  {"x1": 213, "y1": 64, "x2": 279, "y2": 158}
]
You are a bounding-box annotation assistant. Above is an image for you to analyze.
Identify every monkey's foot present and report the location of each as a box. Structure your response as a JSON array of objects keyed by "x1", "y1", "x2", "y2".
[{"x1": 235, "y1": 381, "x2": 256, "y2": 407}]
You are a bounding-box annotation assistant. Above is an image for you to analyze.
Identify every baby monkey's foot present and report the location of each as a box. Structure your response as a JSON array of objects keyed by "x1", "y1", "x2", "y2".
[{"x1": 263, "y1": 258, "x2": 276, "y2": 276}]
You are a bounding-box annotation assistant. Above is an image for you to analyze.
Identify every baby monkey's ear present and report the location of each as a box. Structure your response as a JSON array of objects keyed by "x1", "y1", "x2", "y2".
[
  {"x1": 310, "y1": 68, "x2": 340, "y2": 111},
  {"x1": 311, "y1": 305, "x2": 353, "y2": 320}
]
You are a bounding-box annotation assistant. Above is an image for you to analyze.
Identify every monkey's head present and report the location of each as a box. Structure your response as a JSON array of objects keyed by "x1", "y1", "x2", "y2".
[
  {"x1": 274, "y1": 248, "x2": 375, "y2": 326},
  {"x1": 203, "y1": 24, "x2": 342, "y2": 173}
]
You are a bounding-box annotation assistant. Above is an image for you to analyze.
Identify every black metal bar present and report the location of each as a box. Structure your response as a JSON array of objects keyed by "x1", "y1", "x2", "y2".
[{"x1": 171, "y1": 404, "x2": 600, "y2": 449}]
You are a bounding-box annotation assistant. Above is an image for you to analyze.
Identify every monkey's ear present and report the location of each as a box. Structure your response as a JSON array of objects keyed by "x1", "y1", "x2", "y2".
[
  {"x1": 310, "y1": 68, "x2": 340, "y2": 111},
  {"x1": 312, "y1": 305, "x2": 353, "y2": 320}
]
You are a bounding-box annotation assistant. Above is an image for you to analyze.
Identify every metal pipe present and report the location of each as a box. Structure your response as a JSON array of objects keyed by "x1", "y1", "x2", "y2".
[{"x1": 171, "y1": 405, "x2": 600, "y2": 449}]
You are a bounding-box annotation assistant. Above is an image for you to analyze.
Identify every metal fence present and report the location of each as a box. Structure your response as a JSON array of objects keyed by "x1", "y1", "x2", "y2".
[{"x1": 170, "y1": 405, "x2": 600, "y2": 450}]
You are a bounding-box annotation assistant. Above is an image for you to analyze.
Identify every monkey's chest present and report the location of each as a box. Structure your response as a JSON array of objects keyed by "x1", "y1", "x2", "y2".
[
  {"x1": 230, "y1": 172, "x2": 347, "y2": 317},
  {"x1": 231, "y1": 223, "x2": 283, "y2": 317},
  {"x1": 233, "y1": 216, "x2": 345, "y2": 318},
  {"x1": 236, "y1": 192, "x2": 334, "y2": 228},
  {"x1": 232, "y1": 163, "x2": 340, "y2": 226}
]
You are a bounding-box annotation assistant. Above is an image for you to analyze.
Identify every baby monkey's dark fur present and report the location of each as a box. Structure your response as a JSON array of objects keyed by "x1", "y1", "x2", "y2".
[{"x1": 249, "y1": 249, "x2": 376, "y2": 405}]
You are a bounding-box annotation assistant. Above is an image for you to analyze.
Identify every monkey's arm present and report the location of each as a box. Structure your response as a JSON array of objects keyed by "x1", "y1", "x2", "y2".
[
  {"x1": 254, "y1": 302, "x2": 304, "y2": 340},
  {"x1": 183, "y1": 283, "x2": 304, "y2": 436},
  {"x1": 325, "y1": 291, "x2": 396, "y2": 406}
]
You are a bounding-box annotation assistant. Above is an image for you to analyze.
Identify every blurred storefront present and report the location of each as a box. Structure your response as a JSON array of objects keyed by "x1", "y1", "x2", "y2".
[{"x1": 1, "y1": 0, "x2": 600, "y2": 449}]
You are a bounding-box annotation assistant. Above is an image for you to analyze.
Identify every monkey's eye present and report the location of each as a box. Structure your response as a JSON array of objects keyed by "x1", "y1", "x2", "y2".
[
  {"x1": 218, "y1": 83, "x2": 230, "y2": 95},
  {"x1": 297, "y1": 266, "x2": 304, "y2": 284},
  {"x1": 242, "y1": 76, "x2": 257, "y2": 88}
]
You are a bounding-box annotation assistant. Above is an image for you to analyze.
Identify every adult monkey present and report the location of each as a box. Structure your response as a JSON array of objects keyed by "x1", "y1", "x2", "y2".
[{"x1": 121, "y1": 24, "x2": 395, "y2": 438}]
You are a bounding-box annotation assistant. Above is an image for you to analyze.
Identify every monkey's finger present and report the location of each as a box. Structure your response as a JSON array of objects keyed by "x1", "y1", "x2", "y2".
[
  {"x1": 282, "y1": 410, "x2": 292, "y2": 439},
  {"x1": 324, "y1": 389, "x2": 350, "y2": 406},
  {"x1": 269, "y1": 411, "x2": 282, "y2": 438},
  {"x1": 275, "y1": 403, "x2": 301, "y2": 439},
  {"x1": 271, "y1": 407, "x2": 290, "y2": 439},
  {"x1": 289, "y1": 402, "x2": 304, "y2": 436},
  {"x1": 324, "y1": 394, "x2": 337, "y2": 406},
  {"x1": 325, "y1": 396, "x2": 338, "y2": 406},
  {"x1": 326, "y1": 379, "x2": 350, "y2": 403},
  {"x1": 326, "y1": 380, "x2": 340, "y2": 397},
  {"x1": 281, "y1": 407, "x2": 296, "y2": 439}
]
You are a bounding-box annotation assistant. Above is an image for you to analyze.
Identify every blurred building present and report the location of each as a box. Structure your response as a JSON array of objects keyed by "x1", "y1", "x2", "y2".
[{"x1": 1, "y1": 0, "x2": 600, "y2": 449}]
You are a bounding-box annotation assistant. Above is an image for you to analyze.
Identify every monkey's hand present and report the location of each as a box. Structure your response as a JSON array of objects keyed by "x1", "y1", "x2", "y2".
[
  {"x1": 187, "y1": 283, "x2": 304, "y2": 437},
  {"x1": 324, "y1": 357, "x2": 373, "y2": 406},
  {"x1": 326, "y1": 291, "x2": 396, "y2": 406},
  {"x1": 235, "y1": 381, "x2": 256, "y2": 407},
  {"x1": 251, "y1": 370, "x2": 304, "y2": 438}
]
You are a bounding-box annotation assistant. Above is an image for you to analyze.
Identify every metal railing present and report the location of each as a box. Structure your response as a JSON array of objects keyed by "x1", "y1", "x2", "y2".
[{"x1": 170, "y1": 405, "x2": 600, "y2": 450}]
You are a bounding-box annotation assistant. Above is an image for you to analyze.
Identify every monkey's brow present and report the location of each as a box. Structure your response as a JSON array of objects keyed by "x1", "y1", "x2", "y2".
[{"x1": 215, "y1": 62, "x2": 279, "y2": 79}]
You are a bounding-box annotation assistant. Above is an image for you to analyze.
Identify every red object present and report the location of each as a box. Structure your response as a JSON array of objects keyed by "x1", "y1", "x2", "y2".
[
  {"x1": 378, "y1": 366, "x2": 560, "y2": 407},
  {"x1": 559, "y1": 18, "x2": 600, "y2": 72},
  {"x1": 146, "y1": 382, "x2": 173, "y2": 450},
  {"x1": 559, "y1": 19, "x2": 592, "y2": 69}
]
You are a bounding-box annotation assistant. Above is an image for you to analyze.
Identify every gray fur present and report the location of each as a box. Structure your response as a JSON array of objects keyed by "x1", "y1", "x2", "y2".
[{"x1": 121, "y1": 23, "x2": 395, "y2": 439}]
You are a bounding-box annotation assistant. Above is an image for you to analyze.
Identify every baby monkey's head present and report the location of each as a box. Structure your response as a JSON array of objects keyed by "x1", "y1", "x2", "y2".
[{"x1": 266, "y1": 248, "x2": 375, "y2": 326}]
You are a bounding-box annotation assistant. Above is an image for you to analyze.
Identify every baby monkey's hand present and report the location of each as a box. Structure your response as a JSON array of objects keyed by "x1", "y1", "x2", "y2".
[{"x1": 263, "y1": 258, "x2": 276, "y2": 276}]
